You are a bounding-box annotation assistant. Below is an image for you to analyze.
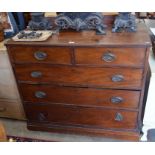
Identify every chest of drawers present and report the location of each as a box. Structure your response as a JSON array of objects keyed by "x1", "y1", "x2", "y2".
[{"x1": 5, "y1": 23, "x2": 151, "y2": 141}]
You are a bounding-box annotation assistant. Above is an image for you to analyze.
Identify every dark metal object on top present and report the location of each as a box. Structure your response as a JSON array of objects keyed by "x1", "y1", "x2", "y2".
[
  {"x1": 112, "y1": 12, "x2": 136, "y2": 33},
  {"x1": 17, "y1": 31, "x2": 42, "y2": 39},
  {"x1": 55, "y1": 12, "x2": 107, "y2": 35},
  {"x1": 28, "y1": 12, "x2": 52, "y2": 30}
]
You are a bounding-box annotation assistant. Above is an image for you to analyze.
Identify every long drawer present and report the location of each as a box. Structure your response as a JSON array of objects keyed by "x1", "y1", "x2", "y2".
[
  {"x1": 20, "y1": 84, "x2": 140, "y2": 109},
  {"x1": 75, "y1": 47, "x2": 145, "y2": 67},
  {"x1": 8, "y1": 46, "x2": 72, "y2": 64},
  {"x1": 14, "y1": 65, "x2": 143, "y2": 89},
  {"x1": 25, "y1": 103, "x2": 138, "y2": 130}
]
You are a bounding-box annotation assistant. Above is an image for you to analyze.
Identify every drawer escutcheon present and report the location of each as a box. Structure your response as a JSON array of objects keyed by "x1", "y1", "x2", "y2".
[
  {"x1": 35, "y1": 91, "x2": 47, "y2": 98},
  {"x1": 38, "y1": 113, "x2": 47, "y2": 121},
  {"x1": 111, "y1": 74, "x2": 124, "y2": 82},
  {"x1": 34, "y1": 51, "x2": 47, "y2": 60},
  {"x1": 31, "y1": 71, "x2": 42, "y2": 78},
  {"x1": 115, "y1": 113, "x2": 123, "y2": 121},
  {"x1": 111, "y1": 96, "x2": 124, "y2": 104},
  {"x1": 102, "y1": 52, "x2": 116, "y2": 62}
]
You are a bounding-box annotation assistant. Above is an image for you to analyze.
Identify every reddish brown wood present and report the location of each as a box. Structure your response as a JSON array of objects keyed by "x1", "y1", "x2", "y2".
[
  {"x1": 25, "y1": 103, "x2": 138, "y2": 129},
  {"x1": 27, "y1": 121, "x2": 140, "y2": 141},
  {"x1": 20, "y1": 84, "x2": 140, "y2": 109},
  {"x1": 14, "y1": 65, "x2": 143, "y2": 89},
  {"x1": 5, "y1": 22, "x2": 151, "y2": 141},
  {"x1": 6, "y1": 23, "x2": 151, "y2": 47},
  {"x1": 9, "y1": 46, "x2": 71, "y2": 64},
  {"x1": 75, "y1": 47, "x2": 145, "y2": 67}
]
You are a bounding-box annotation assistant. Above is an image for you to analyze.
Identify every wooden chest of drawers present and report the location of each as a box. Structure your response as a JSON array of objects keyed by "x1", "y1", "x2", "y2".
[{"x1": 5, "y1": 23, "x2": 151, "y2": 141}]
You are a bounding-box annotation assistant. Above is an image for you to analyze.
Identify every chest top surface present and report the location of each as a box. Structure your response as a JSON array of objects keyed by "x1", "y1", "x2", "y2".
[{"x1": 6, "y1": 23, "x2": 151, "y2": 48}]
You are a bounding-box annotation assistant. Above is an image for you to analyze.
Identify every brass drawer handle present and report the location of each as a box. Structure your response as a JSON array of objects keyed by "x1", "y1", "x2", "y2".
[
  {"x1": 31, "y1": 71, "x2": 42, "y2": 78},
  {"x1": 111, "y1": 97, "x2": 124, "y2": 104},
  {"x1": 34, "y1": 51, "x2": 47, "y2": 60},
  {"x1": 111, "y1": 74, "x2": 124, "y2": 82},
  {"x1": 38, "y1": 113, "x2": 47, "y2": 121},
  {"x1": 0, "y1": 107, "x2": 6, "y2": 112},
  {"x1": 102, "y1": 52, "x2": 116, "y2": 62},
  {"x1": 35, "y1": 91, "x2": 47, "y2": 98},
  {"x1": 115, "y1": 113, "x2": 123, "y2": 121}
]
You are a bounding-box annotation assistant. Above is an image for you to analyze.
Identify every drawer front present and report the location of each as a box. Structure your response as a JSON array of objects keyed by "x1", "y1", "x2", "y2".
[
  {"x1": 9, "y1": 46, "x2": 71, "y2": 64},
  {"x1": 15, "y1": 65, "x2": 143, "y2": 89},
  {"x1": 25, "y1": 104, "x2": 138, "y2": 129},
  {"x1": 75, "y1": 47, "x2": 145, "y2": 67},
  {"x1": 20, "y1": 84, "x2": 140, "y2": 109}
]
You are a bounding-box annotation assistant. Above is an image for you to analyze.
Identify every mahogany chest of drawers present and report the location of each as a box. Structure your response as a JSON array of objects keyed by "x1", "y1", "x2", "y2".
[{"x1": 5, "y1": 23, "x2": 151, "y2": 141}]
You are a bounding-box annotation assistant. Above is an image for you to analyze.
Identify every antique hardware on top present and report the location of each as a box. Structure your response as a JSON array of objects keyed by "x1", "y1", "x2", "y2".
[
  {"x1": 115, "y1": 113, "x2": 123, "y2": 121},
  {"x1": 112, "y1": 12, "x2": 136, "y2": 33},
  {"x1": 111, "y1": 96, "x2": 124, "y2": 104},
  {"x1": 17, "y1": 31, "x2": 42, "y2": 39},
  {"x1": 102, "y1": 52, "x2": 116, "y2": 62},
  {"x1": 35, "y1": 91, "x2": 47, "y2": 99},
  {"x1": 111, "y1": 74, "x2": 124, "y2": 82},
  {"x1": 55, "y1": 12, "x2": 107, "y2": 35},
  {"x1": 34, "y1": 51, "x2": 47, "y2": 60},
  {"x1": 28, "y1": 12, "x2": 52, "y2": 30}
]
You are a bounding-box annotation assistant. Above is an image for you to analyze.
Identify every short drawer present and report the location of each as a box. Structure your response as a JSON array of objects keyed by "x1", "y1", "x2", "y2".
[
  {"x1": 20, "y1": 84, "x2": 140, "y2": 109},
  {"x1": 15, "y1": 65, "x2": 143, "y2": 89},
  {"x1": 75, "y1": 47, "x2": 145, "y2": 67},
  {"x1": 25, "y1": 103, "x2": 138, "y2": 130},
  {"x1": 8, "y1": 46, "x2": 71, "y2": 64}
]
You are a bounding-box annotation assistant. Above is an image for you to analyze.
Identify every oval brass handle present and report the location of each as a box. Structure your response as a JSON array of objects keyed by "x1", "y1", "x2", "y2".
[
  {"x1": 31, "y1": 71, "x2": 42, "y2": 78},
  {"x1": 102, "y1": 52, "x2": 116, "y2": 62},
  {"x1": 115, "y1": 113, "x2": 123, "y2": 121},
  {"x1": 111, "y1": 74, "x2": 124, "y2": 82},
  {"x1": 34, "y1": 51, "x2": 47, "y2": 60},
  {"x1": 38, "y1": 113, "x2": 47, "y2": 121},
  {"x1": 111, "y1": 97, "x2": 124, "y2": 104},
  {"x1": 35, "y1": 91, "x2": 46, "y2": 98},
  {"x1": 0, "y1": 107, "x2": 6, "y2": 112}
]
